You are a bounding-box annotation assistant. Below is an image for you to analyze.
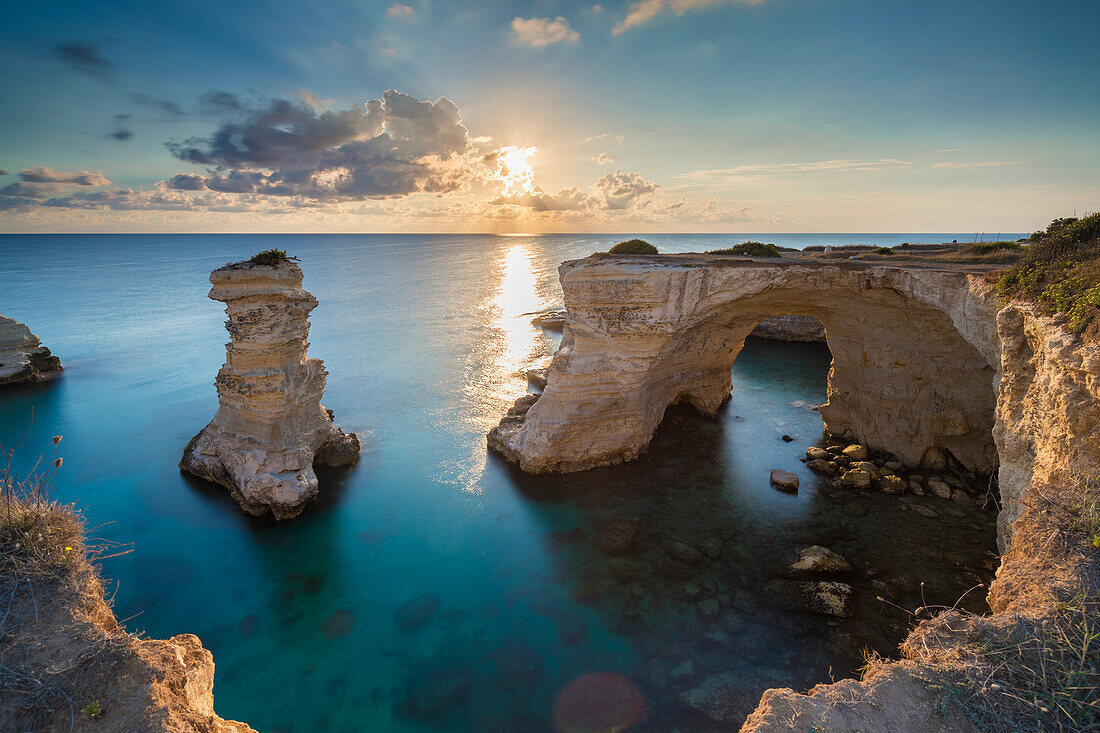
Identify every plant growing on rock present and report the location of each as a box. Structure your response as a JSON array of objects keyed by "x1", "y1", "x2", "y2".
[
  {"x1": 994, "y1": 212, "x2": 1100, "y2": 338},
  {"x1": 873, "y1": 246, "x2": 895, "y2": 255},
  {"x1": 608, "y1": 239, "x2": 658, "y2": 255},
  {"x1": 708, "y1": 241, "x2": 781, "y2": 257},
  {"x1": 248, "y1": 249, "x2": 299, "y2": 266}
]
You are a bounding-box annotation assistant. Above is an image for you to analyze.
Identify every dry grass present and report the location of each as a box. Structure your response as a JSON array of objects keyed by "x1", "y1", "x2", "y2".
[
  {"x1": 905, "y1": 470, "x2": 1100, "y2": 732},
  {"x1": 0, "y1": 436, "x2": 133, "y2": 730}
]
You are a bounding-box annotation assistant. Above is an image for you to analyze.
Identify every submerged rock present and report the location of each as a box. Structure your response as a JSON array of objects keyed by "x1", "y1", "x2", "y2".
[
  {"x1": 763, "y1": 580, "x2": 855, "y2": 617},
  {"x1": 394, "y1": 593, "x2": 440, "y2": 631},
  {"x1": 840, "y1": 469, "x2": 872, "y2": 489},
  {"x1": 680, "y1": 672, "x2": 767, "y2": 724},
  {"x1": 927, "y1": 478, "x2": 954, "y2": 499},
  {"x1": 179, "y1": 258, "x2": 360, "y2": 519},
  {"x1": 597, "y1": 515, "x2": 642, "y2": 555},
  {"x1": 790, "y1": 546, "x2": 853, "y2": 574},
  {"x1": 0, "y1": 315, "x2": 62, "y2": 386}
]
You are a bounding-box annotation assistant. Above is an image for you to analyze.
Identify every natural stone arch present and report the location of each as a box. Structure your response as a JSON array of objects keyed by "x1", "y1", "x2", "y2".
[{"x1": 489, "y1": 255, "x2": 1001, "y2": 477}]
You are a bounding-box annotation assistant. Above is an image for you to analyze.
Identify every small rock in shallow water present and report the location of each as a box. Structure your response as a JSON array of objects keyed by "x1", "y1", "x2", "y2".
[
  {"x1": 927, "y1": 479, "x2": 953, "y2": 499},
  {"x1": 790, "y1": 545, "x2": 853, "y2": 574},
  {"x1": 805, "y1": 458, "x2": 835, "y2": 473},
  {"x1": 763, "y1": 580, "x2": 855, "y2": 617},
  {"x1": 912, "y1": 505, "x2": 938, "y2": 518},
  {"x1": 662, "y1": 538, "x2": 703, "y2": 563},
  {"x1": 876, "y1": 475, "x2": 906, "y2": 494},
  {"x1": 394, "y1": 593, "x2": 440, "y2": 631},
  {"x1": 781, "y1": 434, "x2": 794, "y2": 442},
  {"x1": 806, "y1": 446, "x2": 831, "y2": 461},
  {"x1": 770, "y1": 469, "x2": 800, "y2": 491}
]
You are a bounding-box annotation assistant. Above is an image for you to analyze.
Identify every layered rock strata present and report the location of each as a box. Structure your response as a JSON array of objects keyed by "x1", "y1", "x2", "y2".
[
  {"x1": 180, "y1": 259, "x2": 359, "y2": 519},
  {"x1": 749, "y1": 314, "x2": 827, "y2": 342},
  {"x1": 0, "y1": 315, "x2": 62, "y2": 386}
]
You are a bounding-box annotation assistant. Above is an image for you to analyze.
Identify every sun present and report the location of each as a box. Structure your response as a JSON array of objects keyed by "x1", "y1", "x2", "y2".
[{"x1": 494, "y1": 145, "x2": 537, "y2": 197}]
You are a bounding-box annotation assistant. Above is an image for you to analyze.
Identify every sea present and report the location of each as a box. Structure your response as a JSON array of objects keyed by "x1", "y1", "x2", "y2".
[{"x1": 0, "y1": 234, "x2": 1008, "y2": 731}]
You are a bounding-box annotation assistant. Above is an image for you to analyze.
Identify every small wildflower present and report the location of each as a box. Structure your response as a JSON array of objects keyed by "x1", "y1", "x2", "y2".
[
  {"x1": 54, "y1": 457, "x2": 63, "y2": 468},
  {"x1": 65, "y1": 546, "x2": 73, "y2": 551},
  {"x1": 52, "y1": 435, "x2": 62, "y2": 445}
]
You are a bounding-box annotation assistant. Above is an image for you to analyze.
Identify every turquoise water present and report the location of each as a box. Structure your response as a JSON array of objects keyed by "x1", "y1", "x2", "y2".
[{"x1": 0, "y1": 235, "x2": 998, "y2": 731}]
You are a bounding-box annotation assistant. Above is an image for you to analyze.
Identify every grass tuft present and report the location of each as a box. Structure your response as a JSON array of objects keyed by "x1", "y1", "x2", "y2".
[{"x1": 248, "y1": 249, "x2": 298, "y2": 266}]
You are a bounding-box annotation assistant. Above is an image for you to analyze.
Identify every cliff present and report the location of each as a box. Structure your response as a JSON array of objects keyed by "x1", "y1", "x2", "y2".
[
  {"x1": 0, "y1": 497, "x2": 255, "y2": 733},
  {"x1": 489, "y1": 254, "x2": 1100, "y2": 730},
  {"x1": 0, "y1": 315, "x2": 62, "y2": 386},
  {"x1": 180, "y1": 258, "x2": 359, "y2": 519}
]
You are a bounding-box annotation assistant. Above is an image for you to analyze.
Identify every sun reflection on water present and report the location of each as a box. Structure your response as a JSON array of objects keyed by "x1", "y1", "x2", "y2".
[{"x1": 493, "y1": 245, "x2": 545, "y2": 377}]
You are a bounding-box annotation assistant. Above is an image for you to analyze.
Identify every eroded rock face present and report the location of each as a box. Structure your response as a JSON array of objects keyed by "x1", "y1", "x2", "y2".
[
  {"x1": 750, "y1": 314, "x2": 826, "y2": 342},
  {"x1": 489, "y1": 256, "x2": 999, "y2": 476},
  {"x1": 180, "y1": 260, "x2": 359, "y2": 519},
  {"x1": 0, "y1": 315, "x2": 62, "y2": 386}
]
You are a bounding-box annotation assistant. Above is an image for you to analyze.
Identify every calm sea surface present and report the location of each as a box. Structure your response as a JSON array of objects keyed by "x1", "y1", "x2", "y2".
[{"x1": 0, "y1": 234, "x2": 1001, "y2": 731}]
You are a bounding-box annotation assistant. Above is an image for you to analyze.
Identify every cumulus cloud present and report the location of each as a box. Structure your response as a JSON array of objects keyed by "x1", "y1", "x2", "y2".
[
  {"x1": 387, "y1": 4, "x2": 416, "y2": 20},
  {"x1": 596, "y1": 152, "x2": 614, "y2": 165},
  {"x1": 510, "y1": 17, "x2": 581, "y2": 46},
  {"x1": 163, "y1": 89, "x2": 475, "y2": 200},
  {"x1": 54, "y1": 41, "x2": 114, "y2": 79},
  {"x1": 596, "y1": 169, "x2": 659, "y2": 209},
  {"x1": 612, "y1": 0, "x2": 765, "y2": 35}
]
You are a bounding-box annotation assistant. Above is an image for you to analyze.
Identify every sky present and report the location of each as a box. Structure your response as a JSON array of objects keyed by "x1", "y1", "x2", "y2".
[{"x1": 1, "y1": 0, "x2": 1098, "y2": 233}]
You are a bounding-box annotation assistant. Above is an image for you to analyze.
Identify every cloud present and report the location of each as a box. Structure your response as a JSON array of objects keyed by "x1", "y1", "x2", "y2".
[
  {"x1": 387, "y1": 4, "x2": 416, "y2": 20},
  {"x1": 17, "y1": 167, "x2": 111, "y2": 185},
  {"x1": 674, "y1": 159, "x2": 915, "y2": 181},
  {"x1": 490, "y1": 187, "x2": 593, "y2": 211},
  {"x1": 54, "y1": 41, "x2": 113, "y2": 79},
  {"x1": 612, "y1": 0, "x2": 765, "y2": 35},
  {"x1": 595, "y1": 169, "x2": 660, "y2": 209},
  {"x1": 164, "y1": 89, "x2": 476, "y2": 200},
  {"x1": 596, "y1": 152, "x2": 614, "y2": 165},
  {"x1": 930, "y1": 161, "x2": 1027, "y2": 169},
  {"x1": 510, "y1": 17, "x2": 581, "y2": 47},
  {"x1": 581, "y1": 130, "x2": 623, "y2": 143},
  {"x1": 300, "y1": 89, "x2": 334, "y2": 110},
  {"x1": 110, "y1": 113, "x2": 133, "y2": 141},
  {"x1": 198, "y1": 90, "x2": 243, "y2": 114},
  {"x1": 129, "y1": 93, "x2": 187, "y2": 117}
]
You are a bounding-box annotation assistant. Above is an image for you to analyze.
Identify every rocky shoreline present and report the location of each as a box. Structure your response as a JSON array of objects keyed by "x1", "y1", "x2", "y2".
[{"x1": 0, "y1": 314, "x2": 62, "y2": 386}]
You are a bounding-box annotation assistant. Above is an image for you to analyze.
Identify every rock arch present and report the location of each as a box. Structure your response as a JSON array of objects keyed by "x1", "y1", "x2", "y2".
[{"x1": 491, "y1": 255, "x2": 999, "y2": 477}]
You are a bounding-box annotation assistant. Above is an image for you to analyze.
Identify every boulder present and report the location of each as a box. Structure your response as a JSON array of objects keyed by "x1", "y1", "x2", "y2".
[
  {"x1": 876, "y1": 475, "x2": 907, "y2": 494},
  {"x1": 0, "y1": 315, "x2": 63, "y2": 386},
  {"x1": 805, "y1": 459, "x2": 836, "y2": 473},
  {"x1": 394, "y1": 593, "x2": 440, "y2": 631},
  {"x1": 806, "y1": 447, "x2": 831, "y2": 461},
  {"x1": 842, "y1": 444, "x2": 869, "y2": 461},
  {"x1": 840, "y1": 469, "x2": 872, "y2": 489}
]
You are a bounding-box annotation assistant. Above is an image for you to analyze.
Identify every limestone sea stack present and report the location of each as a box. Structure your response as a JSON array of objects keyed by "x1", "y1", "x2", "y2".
[
  {"x1": 180, "y1": 257, "x2": 360, "y2": 519},
  {"x1": 0, "y1": 315, "x2": 62, "y2": 386}
]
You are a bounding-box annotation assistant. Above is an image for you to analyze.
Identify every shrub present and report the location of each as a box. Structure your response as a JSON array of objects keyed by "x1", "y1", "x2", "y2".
[
  {"x1": 608, "y1": 239, "x2": 658, "y2": 255},
  {"x1": 969, "y1": 241, "x2": 1023, "y2": 254},
  {"x1": 249, "y1": 249, "x2": 296, "y2": 266},
  {"x1": 802, "y1": 245, "x2": 825, "y2": 252},
  {"x1": 995, "y1": 212, "x2": 1100, "y2": 336},
  {"x1": 708, "y1": 241, "x2": 781, "y2": 258},
  {"x1": 873, "y1": 246, "x2": 894, "y2": 255}
]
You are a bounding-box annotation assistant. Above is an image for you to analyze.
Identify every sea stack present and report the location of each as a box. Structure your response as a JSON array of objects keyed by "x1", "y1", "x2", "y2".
[
  {"x1": 0, "y1": 315, "x2": 62, "y2": 386},
  {"x1": 180, "y1": 254, "x2": 360, "y2": 519}
]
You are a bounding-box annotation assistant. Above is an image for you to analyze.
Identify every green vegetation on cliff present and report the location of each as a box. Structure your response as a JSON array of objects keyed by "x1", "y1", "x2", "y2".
[
  {"x1": 709, "y1": 241, "x2": 781, "y2": 257},
  {"x1": 609, "y1": 239, "x2": 658, "y2": 254},
  {"x1": 995, "y1": 213, "x2": 1100, "y2": 338}
]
